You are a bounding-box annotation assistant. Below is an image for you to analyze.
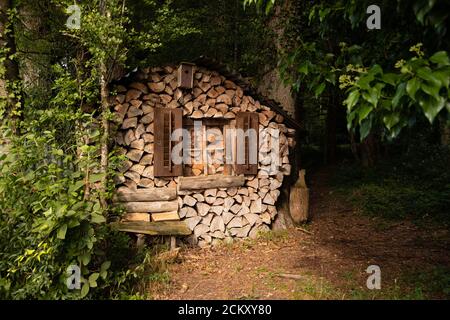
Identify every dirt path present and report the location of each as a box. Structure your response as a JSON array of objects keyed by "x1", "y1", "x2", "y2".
[{"x1": 151, "y1": 168, "x2": 450, "y2": 300}]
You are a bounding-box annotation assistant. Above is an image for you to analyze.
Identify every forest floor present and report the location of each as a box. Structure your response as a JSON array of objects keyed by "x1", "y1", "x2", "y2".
[{"x1": 148, "y1": 168, "x2": 450, "y2": 300}]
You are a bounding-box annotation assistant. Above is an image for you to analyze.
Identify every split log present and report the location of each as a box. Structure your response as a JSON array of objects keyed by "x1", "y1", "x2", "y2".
[
  {"x1": 124, "y1": 130, "x2": 136, "y2": 146},
  {"x1": 126, "y1": 89, "x2": 142, "y2": 102},
  {"x1": 263, "y1": 192, "x2": 275, "y2": 205},
  {"x1": 126, "y1": 149, "x2": 144, "y2": 162},
  {"x1": 238, "y1": 204, "x2": 250, "y2": 216},
  {"x1": 205, "y1": 196, "x2": 216, "y2": 205},
  {"x1": 122, "y1": 117, "x2": 137, "y2": 129},
  {"x1": 229, "y1": 225, "x2": 251, "y2": 238},
  {"x1": 180, "y1": 206, "x2": 197, "y2": 219},
  {"x1": 224, "y1": 198, "x2": 234, "y2": 212},
  {"x1": 138, "y1": 178, "x2": 155, "y2": 188},
  {"x1": 129, "y1": 82, "x2": 148, "y2": 94},
  {"x1": 148, "y1": 82, "x2": 165, "y2": 93},
  {"x1": 151, "y1": 211, "x2": 180, "y2": 222},
  {"x1": 193, "y1": 194, "x2": 205, "y2": 202},
  {"x1": 196, "y1": 202, "x2": 210, "y2": 216},
  {"x1": 243, "y1": 213, "x2": 260, "y2": 226},
  {"x1": 130, "y1": 164, "x2": 145, "y2": 175},
  {"x1": 210, "y1": 206, "x2": 223, "y2": 215},
  {"x1": 204, "y1": 188, "x2": 217, "y2": 197},
  {"x1": 178, "y1": 175, "x2": 245, "y2": 191},
  {"x1": 223, "y1": 211, "x2": 234, "y2": 225},
  {"x1": 210, "y1": 216, "x2": 225, "y2": 232},
  {"x1": 216, "y1": 190, "x2": 227, "y2": 198},
  {"x1": 140, "y1": 154, "x2": 153, "y2": 165},
  {"x1": 183, "y1": 195, "x2": 197, "y2": 207},
  {"x1": 120, "y1": 200, "x2": 178, "y2": 213},
  {"x1": 228, "y1": 216, "x2": 243, "y2": 229},
  {"x1": 130, "y1": 139, "x2": 144, "y2": 150},
  {"x1": 122, "y1": 213, "x2": 150, "y2": 222},
  {"x1": 194, "y1": 224, "x2": 210, "y2": 238},
  {"x1": 261, "y1": 212, "x2": 271, "y2": 224},
  {"x1": 135, "y1": 124, "x2": 146, "y2": 140},
  {"x1": 115, "y1": 188, "x2": 177, "y2": 202},
  {"x1": 191, "y1": 110, "x2": 203, "y2": 119},
  {"x1": 127, "y1": 106, "x2": 143, "y2": 118}
]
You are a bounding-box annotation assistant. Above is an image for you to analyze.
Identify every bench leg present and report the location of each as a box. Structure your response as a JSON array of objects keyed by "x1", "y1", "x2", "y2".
[
  {"x1": 136, "y1": 234, "x2": 146, "y2": 249},
  {"x1": 170, "y1": 236, "x2": 177, "y2": 251}
]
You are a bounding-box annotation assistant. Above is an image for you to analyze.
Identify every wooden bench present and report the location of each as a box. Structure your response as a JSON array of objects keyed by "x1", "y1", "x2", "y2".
[{"x1": 112, "y1": 220, "x2": 191, "y2": 236}]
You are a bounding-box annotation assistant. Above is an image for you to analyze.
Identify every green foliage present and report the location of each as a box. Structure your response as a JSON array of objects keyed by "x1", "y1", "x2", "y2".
[
  {"x1": 248, "y1": 0, "x2": 450, "y2": 139},
  {"x1": 342, "y1": 48, "x2": 450, "y2": 140},
  {"x1": 0, "y1": 0, "x2": 272, "y2": 300}
]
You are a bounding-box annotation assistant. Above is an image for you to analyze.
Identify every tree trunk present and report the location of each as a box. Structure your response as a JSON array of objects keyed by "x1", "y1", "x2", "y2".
[
  {"x1": 0, "y1": 0, "x2": 21, "y2": 133},
  {"x1": 99, "y1": 1, "x2": 110, "y2": 209},
  {"x1": 324, "y1": 99, "x2": 337, "y2": 164},
  {"x1": 360, "y1": 132, "x2": 380, "y2": 167},
  {"x1": 440, "y1": 116, "x2": 450, "y2": 147},
  {"x1": 15, "y1": 1, "x2": 52, "y2": 100}
]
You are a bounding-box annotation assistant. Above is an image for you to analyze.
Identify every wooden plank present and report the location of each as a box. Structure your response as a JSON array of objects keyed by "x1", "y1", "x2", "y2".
[
  {"x1": 114, "y1": 188, "x2": 177, "y2": 202},
  {"x1": 184, "y1": 118, "x2": 228, "y2": 126},
  {"x1": 235, "y1": 112, "x2": 258, "y2": 175},
  {"x1": 120, "y1": 200, "x2": 178, "y2": 213},
  {"x1": 122, "y1": 212, "x2": 151, "y2": 222},
  {"x1": 154, "y1": 108, "x2": 183, "y2": 177},
  {"x1": 178, "y1": 175, "x2": 245, "y2": 191},
  {"x1": 112, "y1": 221, "x2": 191, "y2": 236},
  {"x1": 151, "y1": 211, "x2": 180, "y2": 222}
]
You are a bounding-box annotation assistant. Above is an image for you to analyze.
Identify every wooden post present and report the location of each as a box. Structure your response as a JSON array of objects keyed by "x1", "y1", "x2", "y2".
[
  {"x1": 170, "y1": 236, "x2": 177, "y2": 251},
  {"x1": 289, "y1": 170, "x2": 310, "y2": 223},
  {"x1": 136, "y1": 234, "x2": 146, "y2": 249}
]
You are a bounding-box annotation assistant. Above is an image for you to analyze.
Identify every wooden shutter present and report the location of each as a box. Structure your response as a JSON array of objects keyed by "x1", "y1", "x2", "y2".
[
  {"x1": 235, "y1": 112, "x2": 259, "y2": 175},
  {"x1": 154, "y1": 108, "x2": 183, "y2": 177}
]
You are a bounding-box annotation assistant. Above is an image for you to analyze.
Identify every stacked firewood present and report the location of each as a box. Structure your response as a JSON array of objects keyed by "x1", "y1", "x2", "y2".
[{"x1": 111, "y1": 65, "x2": 295, "y2": 245}]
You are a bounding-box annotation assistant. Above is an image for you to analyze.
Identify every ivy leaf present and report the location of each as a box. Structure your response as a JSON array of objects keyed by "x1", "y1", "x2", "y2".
[
  {"x1": 89, "y1": 173, "x2": 104, "y2": 183},
  {"x1": 418, "y1": 96, "x2": 446, "y2": 123},
  {"x1": 359, "y1": 118, "x2": 372, "y2": 141},
  {"x1": 100, "y1": 261, "x2": 111, "y2": 272},
  {"x1": 392, "y1": 82, "x2": 406, "y2": 108},
  {"x1": 89, "y1": 273, "x2": 99, "y2": 288},
  {"x1": 433, "y1": 66, "x2": 450, "y2": 88},
  {"x1": 421, "y1": 81, "x2": 440, "y2": 97},
  {"x1": 417, "y1": 67, "x2": 441, "y2": 86},
  {"x1": 347, "y1": 110, "x2": 358, "y2": 130},
  {"x1": 80, "y1": 283, "x2": 89, "y2": 298},
  {"x1": 430, "y1": 51, "x2": 450, "y2": 66},
  {"x1": 383, "y1": 113, "x2": 401, "y2": 130},
  {"x1": 344, "y1": 90, "x2": 360, "y2": 111},
  {"x1": 382, "y1": 73, "x2": 398, "y2": 85},
  {"x1": 69, "y1": 180, "x2": 85, "y2": 194},
  {"x1": 406, "y1": 77, "x2": 421, "y2": 100},
  {"x1": 314, "y1": 82, "x2": 326, "y2": 97},
  {"x1": 57, "y1": 224, "x2": 67, "y2": 240},
  {"x1": 358, "y1": 104, "x2": 373, "y2": 123},
  {"x1": 80, "y1": 253, "x2": 91, "y2": 266},
  {"x1": 91, "y1": 213, "x2": 106, "y2": 224},
  {"x1": 362, "y1": 87, "x2": 379, "y2": 106},
  {"x1": 297, "y1": 61, "x2": 310, "y2": 75}
]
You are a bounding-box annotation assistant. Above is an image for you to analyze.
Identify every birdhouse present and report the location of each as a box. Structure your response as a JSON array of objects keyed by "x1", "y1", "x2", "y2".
[{"x1": 177, "y1": 62, "x2": 195, "y2": 89}]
